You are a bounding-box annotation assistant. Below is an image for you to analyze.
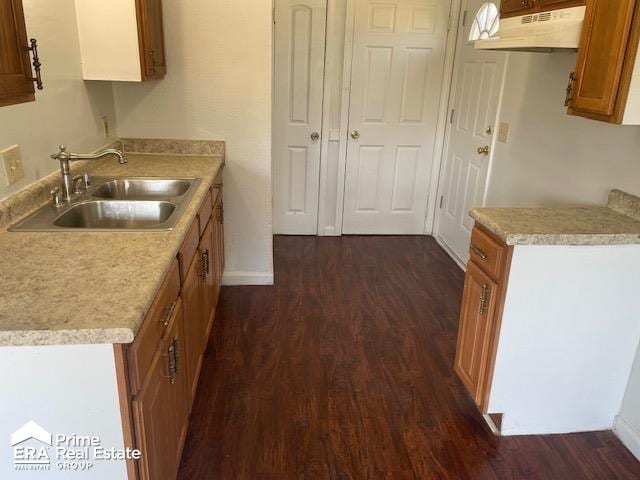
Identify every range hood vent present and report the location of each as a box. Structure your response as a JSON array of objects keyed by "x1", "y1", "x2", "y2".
[{"x1": 475, "y1": 6, "x2": 586, "y2": 52}]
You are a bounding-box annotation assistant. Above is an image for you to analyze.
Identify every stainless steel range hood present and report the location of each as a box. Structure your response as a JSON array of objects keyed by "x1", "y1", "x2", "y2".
[{"x1": 475, "y1": 6, "x2": 586, "y2": 53}]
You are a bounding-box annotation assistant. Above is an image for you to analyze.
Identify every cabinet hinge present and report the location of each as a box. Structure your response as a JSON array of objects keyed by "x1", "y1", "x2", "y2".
[
  {"x1": 439, "y1": 195, "x2": 444, "y2": 209},
  {"x1": 462, "y1": 10, "x2": 468, "y2": 27},
  {"x1": 447, "y1": 14, "x2": 452, "y2": 31},
  {"x1": 273, "y1": 6, "x2": 276, "y2": 24},
  {"x1": 449, "y1": 109, "x2": 455, "y2": 124}
]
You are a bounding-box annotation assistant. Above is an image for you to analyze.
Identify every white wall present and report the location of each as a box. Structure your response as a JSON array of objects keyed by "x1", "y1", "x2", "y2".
[
  {"x1": 111, "y1": 0, "x2": 274, "y2": 284},
  {"x1": 486, "y1": 52, "x2": 640, "y2": 207},
  {"x1": 0, "y1": 0, "x2": 116, "y2": 201}
]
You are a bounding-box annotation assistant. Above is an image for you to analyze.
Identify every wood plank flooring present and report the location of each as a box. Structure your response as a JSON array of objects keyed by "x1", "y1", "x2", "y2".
[{"x1": 178, "y1": 236, "x2": 640, "y2": 479}]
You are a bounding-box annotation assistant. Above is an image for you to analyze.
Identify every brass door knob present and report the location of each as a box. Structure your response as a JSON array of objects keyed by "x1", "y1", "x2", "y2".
[
  {"x1": 351, "y1": 130, "x2": 360, "y2": 140},
  {"x1": 477, "y1": 146, "x2": 490, "y2": 155}
]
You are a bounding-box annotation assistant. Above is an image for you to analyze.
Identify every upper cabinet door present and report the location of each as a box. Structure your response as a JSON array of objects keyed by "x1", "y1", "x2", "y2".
[
  {"x1": 76, "y1": 0, "x2": 166, "y2": 81},
  {"x1": 0, "y1": 0, "x2": 35, "y2": 107},
  {"x1": 138, "y1": 0, "x2": 167, "y2": 79},
  {"x1": 570, "y1": 0, "x2": 637, "y2": 115}
]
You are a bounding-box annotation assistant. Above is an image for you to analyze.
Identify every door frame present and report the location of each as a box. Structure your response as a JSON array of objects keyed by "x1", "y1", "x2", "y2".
[
  {"x1": 316, "y1": 0, "x2": 463, "y2": 236},
  {"x1": 432, "y1": 0, "x2": 510, "y2": 267}
]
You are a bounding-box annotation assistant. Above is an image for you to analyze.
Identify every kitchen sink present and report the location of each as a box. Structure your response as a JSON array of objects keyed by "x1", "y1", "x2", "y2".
[
  {"x1": 10, "y1": 176, "x2": 202, "y2": 232},
  {"x1": 91, "y1": 178, "x2": 193, "y2": 200},
  {"x1": 53, "y1": 201, "x2": 177, "y2": 229}
]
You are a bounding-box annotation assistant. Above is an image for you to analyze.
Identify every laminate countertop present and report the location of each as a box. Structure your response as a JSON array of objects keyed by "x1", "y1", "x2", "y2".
[
  {"x1": 471, "y1": 190, "x2": 640, "y2": 246},
  {"x1": 0, "y1": 154, "x2": 223, "y2": 347}
]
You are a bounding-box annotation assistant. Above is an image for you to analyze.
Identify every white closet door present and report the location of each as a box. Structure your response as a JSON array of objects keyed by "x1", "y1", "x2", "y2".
[
  {"x1": 342, "y1": 0, "x2": 450, "y2": 234},
  {"x1": 273, "y1": 0, "x2": 327, "y2": 234}
]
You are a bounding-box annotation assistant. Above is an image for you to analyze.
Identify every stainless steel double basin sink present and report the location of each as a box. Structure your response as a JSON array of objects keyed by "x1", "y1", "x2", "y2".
[{"x1": 10, "y1": 177, "x2": 203, "y2": 232}]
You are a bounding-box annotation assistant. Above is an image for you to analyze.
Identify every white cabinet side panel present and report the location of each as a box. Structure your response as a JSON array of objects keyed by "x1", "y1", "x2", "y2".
[
  {"x1": 488, "y1": 245, "x2": 640, "y2": 435},
  {"x1": 0, "y1": 344, "x2": 127, "y2": 479},
  {"x1": 75, "y1": 0, "x2": 142, "y2": 81}
]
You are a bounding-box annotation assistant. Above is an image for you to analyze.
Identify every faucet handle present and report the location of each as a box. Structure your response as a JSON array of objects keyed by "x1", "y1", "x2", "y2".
[
  {"x1": 83, "y1": 173, "x2": 91, "y2": 187},
  {"x1": 50, "y1": 187, "x2": 63, "y2": 208},
  {"x1": 51, "y1": 145, "x2": 68, "y2": 160}
]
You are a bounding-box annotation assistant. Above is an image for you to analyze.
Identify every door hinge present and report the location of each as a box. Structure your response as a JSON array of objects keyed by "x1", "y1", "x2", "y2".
[
  {"x1": 272, "y1": 6, "x2": 276, "y2": 24},
  {"x1": 439, "y1": 195, "x2": 444, "y2": 209},
  {"x1": 449, "y1": 109, "x2": 455, "y2": 124},
  {"x1": 447, "y1": 14, "x2": 452, "y2": 31},
  {"x1": 462, "y1": 10, "x2": 468, "y2": 27}
]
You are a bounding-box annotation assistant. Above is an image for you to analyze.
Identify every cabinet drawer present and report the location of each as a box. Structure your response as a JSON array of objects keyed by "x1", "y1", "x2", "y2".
[
  {"x1": 178, "y1": 218, "x2": 199, "y2": 282},
  {"x1": 469, "y1": 226, "x2": 507, "y2": 281},
  {"x1": 197, "y1": 190, "x2": 213, "y2": 236},
  {"x1": 128, "y1": 259, "x2": 181, "y2": 394}
]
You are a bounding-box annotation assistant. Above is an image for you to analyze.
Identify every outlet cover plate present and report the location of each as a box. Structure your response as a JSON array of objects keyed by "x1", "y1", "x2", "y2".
[{"x1": 1, "y1": 145, "x2": 25, "y2": 186}]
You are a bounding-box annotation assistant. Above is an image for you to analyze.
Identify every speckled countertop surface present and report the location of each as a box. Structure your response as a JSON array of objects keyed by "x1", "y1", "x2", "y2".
[
  {"x1": 471, "y1": 190, "x2": 640, "y2": 246},
  {"x1": 0, "y1": 153, "x2": 223, "y2": 346}
]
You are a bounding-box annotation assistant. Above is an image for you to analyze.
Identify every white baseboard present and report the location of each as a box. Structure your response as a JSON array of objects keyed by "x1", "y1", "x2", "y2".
[
  {"x1": 222, "y1": 271, "x2": 274, "y2": 286},
  {"x1": 614, "y1": 415, "x2": 640, "y2": 461}
]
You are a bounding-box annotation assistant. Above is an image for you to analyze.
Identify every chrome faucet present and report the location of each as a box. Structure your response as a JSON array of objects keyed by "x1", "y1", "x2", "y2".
[{"x1": 51, "y1": 145, "x2": 127, "y2": 203}]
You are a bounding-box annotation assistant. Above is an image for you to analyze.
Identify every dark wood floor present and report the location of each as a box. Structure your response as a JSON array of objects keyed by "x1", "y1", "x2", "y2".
[{"x1": 178, "y1": 236, "x2": 640, "y2": 479}]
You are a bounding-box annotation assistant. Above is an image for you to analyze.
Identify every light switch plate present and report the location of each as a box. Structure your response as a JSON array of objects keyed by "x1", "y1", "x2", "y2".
[
  {"x1": 1, "y1": 145, "x2": 25, "y2": 186},
  {"x1": 498, "y1": 122, "x2": 510, "y2": 144}
]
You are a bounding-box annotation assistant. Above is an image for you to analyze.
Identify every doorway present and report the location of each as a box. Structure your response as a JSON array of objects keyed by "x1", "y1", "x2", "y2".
[
  {"x1": 273, "y1": 0, "x2": 456, "y2": 236},
  {"x1": 435, "y1": 0, "x2": 507, "y2": 264}
]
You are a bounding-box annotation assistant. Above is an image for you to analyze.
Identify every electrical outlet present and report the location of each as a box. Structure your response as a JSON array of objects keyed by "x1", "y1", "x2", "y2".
[
  {"x1": 498, "y1": 122, "x2": 510, "y2": 144},
  {"x1": 1, "y1": 145, "x2": 24, "y2": 186}
]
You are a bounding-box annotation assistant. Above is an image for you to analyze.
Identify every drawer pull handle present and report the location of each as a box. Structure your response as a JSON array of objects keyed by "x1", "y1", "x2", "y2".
[
  {"x1": 479, "y1": 284, "x2": 490, "y2": 316},
  {"x1": 162, "y1": 343, "x2": 176, "y2": 384},
  {"x1": 470, "y1": 244, "x2": 488, "y2": 260},
  {"x1": 159, "y1": 302, "x2": 176, "y2": 327},
  {"x1": 172, "y1": 337, "x2": 180, "y2": 375}
]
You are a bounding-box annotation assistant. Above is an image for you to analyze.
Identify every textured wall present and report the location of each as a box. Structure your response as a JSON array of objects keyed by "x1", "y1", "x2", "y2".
[
  {"x1": 0, "y1": 0, "x2": 117, "y2": 201},
  {"x1": 112, "y1": 0, "x2": 273, "y2": 284},
  {"x1": 486, "y1": 52, "x2": 640, "y2": 208}
]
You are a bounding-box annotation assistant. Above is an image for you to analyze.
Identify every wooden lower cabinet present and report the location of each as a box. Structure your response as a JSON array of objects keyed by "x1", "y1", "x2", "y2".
[
  {"x1": 454, "y1": 226, "x2": 512, "y2": 413},
  {"x1": 181, "y1": 251, "x2": 204, "y2": 405},
  {"x1": 199, "y1": 219, "x2": 216, "y2": 336},
  {"x1": 133, "y1": 299, "x2": 188, "y2": 480},
  {"x1": 116, "y1": 175, "x2": 225, "y2": 480},
  {"x1": 454, "y1": 262, "x2": 498, "y2": 408}
]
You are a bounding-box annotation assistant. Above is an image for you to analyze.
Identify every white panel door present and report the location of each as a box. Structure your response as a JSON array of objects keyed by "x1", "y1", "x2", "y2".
[
  {"x1": 342, "y1": 0, "x2": 450, "y2": 234},
  {"x1": 436, "y1": 0, "x2": 506, "y2": 263},
  {"x1": 273, "y1": 0, "x2": 327, "y2": 234}
]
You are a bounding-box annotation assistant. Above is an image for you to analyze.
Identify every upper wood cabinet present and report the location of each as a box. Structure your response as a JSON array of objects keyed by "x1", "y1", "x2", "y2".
[
  {"x1": 75, "y1": 0, "x2": 167, "y2": 82},
  {"x1": 500, "y1": 0, "x2": 585, "y2": 18},
  {"x1": 568, "y1": 0, "x2": 640, "y2": 124},
  {"x1": 0, "y1": 0, "x2": 35, "y2": 107}
]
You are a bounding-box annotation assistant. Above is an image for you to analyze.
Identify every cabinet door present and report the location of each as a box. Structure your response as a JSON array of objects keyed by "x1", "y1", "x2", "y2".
[
  {"x1": 500, "y1": 0, "x2": 535, "y2": 17},
  {"x1": 170, "y1": 301, "x2": 189, "y2": 469},
  {"x1": 454, "y1": 261, "x2": 498, "y2": 409},
  {"x1": 137, "y1": 0, "x2": 166, "y2": 79},
  {"x1": 181, "y1": 251, "x2": 204, "y2": 405},
  {"x1": 133, "y1": 300, "x2": 187, "y2": 480},
  {"x1": 213, "y1": 195, "x2": 224, "y2": 304},
  {"x1": 0, "y1": 0, "x2": 35, "y2": 107},
  {"x1": 570, "y1": 0, "x2": 636, "y2": 116},
  {"x1": 199, "y1": 219, "x2": 216, "y2": 339}
]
